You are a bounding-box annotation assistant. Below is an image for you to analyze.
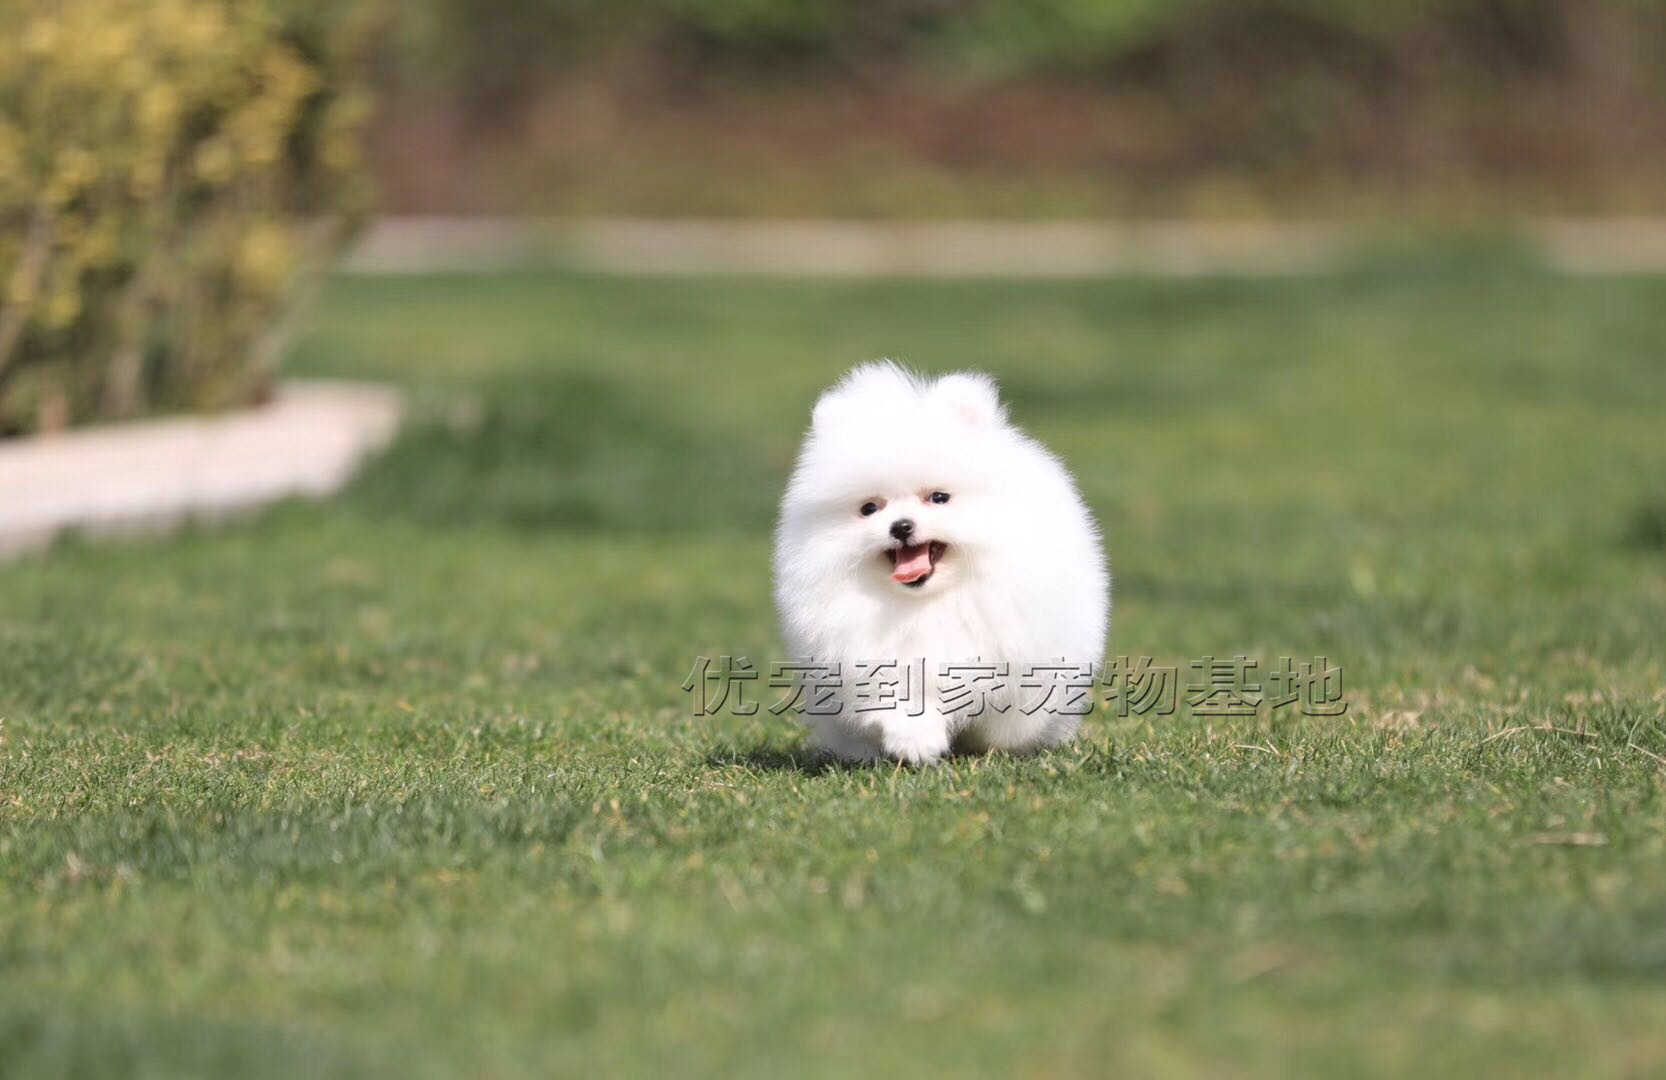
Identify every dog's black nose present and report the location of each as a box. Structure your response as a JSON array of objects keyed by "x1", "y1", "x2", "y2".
[{"x1": 890, "y1": 518, "x2": 915, "y2": 541}]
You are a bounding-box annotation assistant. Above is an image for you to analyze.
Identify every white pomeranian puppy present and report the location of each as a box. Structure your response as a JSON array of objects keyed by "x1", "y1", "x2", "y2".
[{"x1": 773, "y1": 362, "x2": 1109, "y2": 764}]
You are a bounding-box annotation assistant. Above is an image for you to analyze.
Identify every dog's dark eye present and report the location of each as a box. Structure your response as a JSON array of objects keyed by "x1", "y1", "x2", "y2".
[
  {"x1": 860, "y1": 501, "x2": 881, "y2": 517},
  {"x1": 928, "y1": 491, "x2": 951, "y2": 505}
]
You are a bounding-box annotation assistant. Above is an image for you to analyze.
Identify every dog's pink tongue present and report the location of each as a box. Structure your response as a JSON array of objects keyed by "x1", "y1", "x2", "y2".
[{"x1": 891, "y1": 543, "x2": 933, "y2": 583}]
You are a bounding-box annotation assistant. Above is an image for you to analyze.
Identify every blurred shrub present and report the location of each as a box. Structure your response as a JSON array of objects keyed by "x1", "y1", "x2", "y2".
[
  {"x1": 375, "y1": 0, "x2": 1665, "y2": 215},
  {"x1": 0, "y1": 0, "x2": 378, "y2": 435},
  {"x1": 395, "y1": 0, "x2": 1657, "y2": 96}
]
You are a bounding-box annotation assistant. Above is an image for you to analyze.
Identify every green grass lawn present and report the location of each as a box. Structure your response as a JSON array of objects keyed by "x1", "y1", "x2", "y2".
[{"x1": 4, "y1": 254, "x2": 1666, "y2": 1077}]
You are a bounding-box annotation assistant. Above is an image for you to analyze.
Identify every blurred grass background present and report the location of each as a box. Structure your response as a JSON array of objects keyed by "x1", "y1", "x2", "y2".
[{"x1": 305, "y1": 257, "x2": 1666, "y2": 700}]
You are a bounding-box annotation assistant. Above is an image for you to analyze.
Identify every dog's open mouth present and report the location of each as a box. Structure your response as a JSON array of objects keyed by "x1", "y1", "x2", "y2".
[{"x1": 886, "y1": 540, "x2": 948, "y2": 587}]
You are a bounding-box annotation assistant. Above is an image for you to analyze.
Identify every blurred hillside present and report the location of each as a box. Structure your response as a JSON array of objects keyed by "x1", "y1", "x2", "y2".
[{"x1": 376, "y1": 0, "x2": 1666, "y2": 219}]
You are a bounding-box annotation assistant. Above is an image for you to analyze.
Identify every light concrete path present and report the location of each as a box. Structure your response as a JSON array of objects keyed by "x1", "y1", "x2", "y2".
[
  {"x1": 0, "y1": 381, "x2": 401, "y2": 559},
  {"x1": 1531, "y1": 218, "x2": 1666, "y2": 274},
  {"x1": 343, "y1": 216, "x2": 1666, "y2": 277}
]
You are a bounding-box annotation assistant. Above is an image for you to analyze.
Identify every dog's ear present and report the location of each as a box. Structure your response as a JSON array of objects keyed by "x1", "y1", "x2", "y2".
[
  {"x1": 811, "y1": 390, "x2": 846, "y2": 431},
  {"x1": 811, "y1": 384, "x2": 861, "y2": 431},
  {"x1": 933, "y1": 372, "x2": 1004, "y2": 427},
  {"x1": 813, "y1": 361, "x2": 917, "y2": 430}
]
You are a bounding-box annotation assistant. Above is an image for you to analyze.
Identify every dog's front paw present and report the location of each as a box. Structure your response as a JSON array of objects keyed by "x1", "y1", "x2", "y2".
[{"x1": 882, "y1": 725, "x2": 950, "y2": 766}]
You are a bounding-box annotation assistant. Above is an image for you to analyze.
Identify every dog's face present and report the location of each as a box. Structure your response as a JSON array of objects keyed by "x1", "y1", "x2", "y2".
[
  {"x1": 856, "y1": 487, "x2": 955, "y2": 590},
  {"x1": 777, "y1": 364, "x2": 1029, "y2": 600}
]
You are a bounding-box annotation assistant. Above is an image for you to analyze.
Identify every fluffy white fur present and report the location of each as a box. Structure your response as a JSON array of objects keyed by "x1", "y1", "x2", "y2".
[{"x1": 773, "y1": 362, "x2": 1109, "y2": 764}]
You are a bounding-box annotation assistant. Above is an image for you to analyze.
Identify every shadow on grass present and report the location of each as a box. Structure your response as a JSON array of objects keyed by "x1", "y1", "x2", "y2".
[
  {"x1": 704, "y1": 742, "x2": 838, "y2": 776},
  {"x1": 705, "y1": 739, "x2": 1069, "y2": 773},
  {"x1": 346, "y1": 371, "x2": 781, "y2": 533},
  {"x1": 0, "y1": 1004, "x2": 391, "y2": 1079},
  {"x1": 1625, "y1": 496, "x2": 1666, "y2": 552}
]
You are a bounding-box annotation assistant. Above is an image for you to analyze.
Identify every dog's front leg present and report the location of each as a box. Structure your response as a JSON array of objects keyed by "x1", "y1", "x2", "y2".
[{"x1": 875, "y1": 706, "x2": 950, "y2": 765}]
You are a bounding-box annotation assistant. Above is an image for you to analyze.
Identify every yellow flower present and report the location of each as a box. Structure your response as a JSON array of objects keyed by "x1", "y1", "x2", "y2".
[
  {"x1": 44, "y1": 287, "x2": 83, "y2": 330},
  {"x1": 138, "y1": 85, "x2": 181, "y2": 137},
  {"x1": 193, "y1": 140, "x2": 236, "y2": 185},
  {"x1": 21, "y1": 18, "x2": 59, "y2": 55},
  {"x1": 237, "y1": 225, "x2": 294, "y2": 290}
]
